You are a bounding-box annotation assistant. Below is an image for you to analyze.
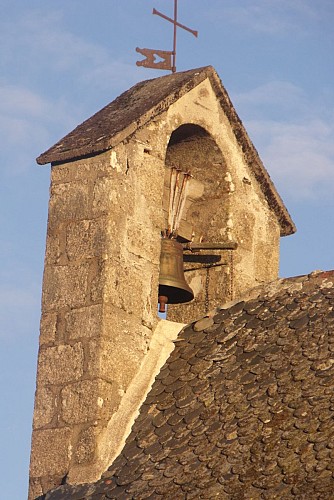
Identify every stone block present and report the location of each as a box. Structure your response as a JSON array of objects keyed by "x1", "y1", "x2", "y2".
[
  {"x1": 39, "y1": 312, "x2": 57, "y2": 345},
  {"x1": 66, "y1": 218, "x2": 107, "y2": 261},
  {"x1": 30, "y1": 427, "x2": 72, "y2": 476},
  {"x1": 89, "y1": 259, "x2": 105, "y2": 304},
  {"x1": 255, "y1": 240, "x2": 279, "y2": 282},
  {"x1": 125, "y1": 219, "x2": 161, "y2": 264},
  {"x1": 92, "y1": 176, "x2": 127, "y2": 217},
  {"x1": 61, "y1": 379, "x2": 119, "y2": 425},
  {"x1": 51, "y1": 163, "x2": 71, "y2": 184},
  {"x1": 65, "y1": 304, "x2": 102, "y2": 341},
  {"x1": 134, "y1": 156, "x2": 165, "y2": 207},
  {"x1": 48, "y1": 180, "x2": 91, "y2": 225},
  {"x1": 44, "y1": 223, "x2": 66, "y2": 265},
  {"x1": 37, "y1": 343, "x2": 84, "y2": 385},
  {"x1": 51, "y1": 155, "x2": 109, "y2": 184},
  {"x1": 86, "y1": 336, "x2": 147, "y2": 390},
  {"x1": 74, "y1": 426, "x2": 98, "y2": 465},
  {"x1": 102, "y1": 302, "x2": 157, "y2": 339},
  {"x1": 33, "y1": 386, "x2": 56, "y2": 429},
  {"x1": 102, "y1": 257, "x2": 156, "y2": 318},
  {"x1": 28, "y1": 477, "x2": 43, "y2": 500},
  {"x1": 42, "y1": 263, "x2": 90, "y2": 310}
]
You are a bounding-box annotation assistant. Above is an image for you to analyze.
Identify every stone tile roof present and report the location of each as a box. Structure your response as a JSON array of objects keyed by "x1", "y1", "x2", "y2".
[
  {"x1": 36, "y1": 65, "x2": 295, "y2": 236},
  {"x1": 41, "y1": 270, "x2": 334, "y2": 499},
  {"x1": 37, "y1": 67, "x2": 214, "y2": 166}
]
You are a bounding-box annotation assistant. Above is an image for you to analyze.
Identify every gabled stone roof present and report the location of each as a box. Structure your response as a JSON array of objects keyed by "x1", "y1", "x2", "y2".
[
  {"x1": 37, "y1": 67, "x2": 211, "y2": 166},
  {"x1": 36, "y1": 66, "x2": 295, "y2": 236},
  {"x1": 41, "y1": 270, "x2": 334, "y2": 499}
]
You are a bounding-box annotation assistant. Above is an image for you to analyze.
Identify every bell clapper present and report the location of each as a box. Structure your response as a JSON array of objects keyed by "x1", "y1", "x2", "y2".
[{"x1": 158, "y1": 295, "x2": 168, "y2": 313}]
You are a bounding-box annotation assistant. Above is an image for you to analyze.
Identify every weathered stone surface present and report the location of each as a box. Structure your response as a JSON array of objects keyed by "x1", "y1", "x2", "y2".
[
  {"x1": 86, "y1": 338, "x2": 146, "y2": 389},
  {"x1": 48, "y1": 180, "x2": 91, "y2": 225},
  {"x1": 65, "y1": 304, "x2": 102, "y2": 341},
  {"x1": 102, "y1": 257, "x2": 156, "y2": 317},
  {"x1": 126, "y1": 220, "x2": 161, "y2": 264},
  {"x1": 33, "y1": 386, "x2": 56, "y2": 429},
  {"x1": 61, "y1": 379, "x2": 118, "y2": 425},
  {"x1": 28, "y1": 477, "x2": 43, "y2": 500},
  {"x1": 65, "y1": 218, "x2": 107, "y2": 261},
  {"x1": 50, "y1": 159, "x2": 97, "y2": 184},
  {"x1": 92, "y1": 176, "x2": 125, "y2": 217},
  {"x1": 37, "y1": 343, "x2": 84, "y2": 385},
  {"x1": 30, "y1": 428, "x2": 72, "y2": 476},
  {"x1": 44, "y1": 223, "x2": 66, "y2": 266},
  {"x1": 88, "y1": 258, "x2": 105, "y2": 304},
  {"x1": 74, "y1": 426, "x2": 99, "y2": 465},
  {"x1": 39, "y1": 312, "x2": 57, "y2": 345},
  {"x1": 42, "y1": 264, "x2": 90, "y2": 310},
  {"x1": 255, "y1": 235, "x2": 280, "y2": 282}
]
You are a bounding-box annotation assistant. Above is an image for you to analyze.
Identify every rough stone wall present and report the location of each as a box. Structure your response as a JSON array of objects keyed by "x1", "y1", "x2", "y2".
[{"x1": 29, "y1": 143, "x2": 166, "y2": 498}]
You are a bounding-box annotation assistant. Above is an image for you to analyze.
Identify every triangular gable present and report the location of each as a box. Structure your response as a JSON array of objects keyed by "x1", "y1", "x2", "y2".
[{"x1": 36, "y1": 66, "x2": 295, "y2": 236}]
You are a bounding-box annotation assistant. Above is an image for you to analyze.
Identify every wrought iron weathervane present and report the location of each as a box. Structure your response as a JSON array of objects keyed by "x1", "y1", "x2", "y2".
[{"x1": 136, "y1": 0, "x2": 198, "y2": 73}]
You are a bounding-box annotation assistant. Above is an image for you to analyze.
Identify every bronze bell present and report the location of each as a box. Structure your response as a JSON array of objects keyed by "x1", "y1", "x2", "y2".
[{"x1": 158, "y1": 238, "x2": 194, "y2": 312}]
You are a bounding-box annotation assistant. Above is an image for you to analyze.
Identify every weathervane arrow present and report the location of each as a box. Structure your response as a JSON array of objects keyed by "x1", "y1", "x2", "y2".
[
  {"x1": 136, "y1": 0, "x2": 198, "y2": 73},
  {"x1": 136, "y1": 47, "x2": 173, "y2": 71}
]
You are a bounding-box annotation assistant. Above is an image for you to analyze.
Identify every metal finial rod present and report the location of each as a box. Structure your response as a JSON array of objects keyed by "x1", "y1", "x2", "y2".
[
  {"x1": 136, "y1": 0, "x2": 198, "y2": 73},
  {"x1": 173, "y1": 0, "x2": 177, "y2": 72}
]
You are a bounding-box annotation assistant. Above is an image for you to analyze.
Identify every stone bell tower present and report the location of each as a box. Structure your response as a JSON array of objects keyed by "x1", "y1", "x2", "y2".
[{"x1": 29, "y1": 66, "x2": 295, "y2": 499}]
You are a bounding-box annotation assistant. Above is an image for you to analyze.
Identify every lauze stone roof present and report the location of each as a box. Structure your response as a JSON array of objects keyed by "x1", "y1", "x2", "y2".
[{"x1": 41, "y1": 271, "x2": 334, "y2": 499}]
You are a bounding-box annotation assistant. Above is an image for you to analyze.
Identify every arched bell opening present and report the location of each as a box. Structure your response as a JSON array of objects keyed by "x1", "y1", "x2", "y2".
[{"x1": 159, "y1": 124, "x2": 234, "y2": 323}]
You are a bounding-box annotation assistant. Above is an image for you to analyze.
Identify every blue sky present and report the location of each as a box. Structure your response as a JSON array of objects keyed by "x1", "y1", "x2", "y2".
[{"x1": 1, "y1": 1, "x2": 333, "y2": 498}]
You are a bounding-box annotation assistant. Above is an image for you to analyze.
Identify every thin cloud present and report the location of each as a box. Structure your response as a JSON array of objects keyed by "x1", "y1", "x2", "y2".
[
  {"x1": 18, "y1": 11, "x2": 108, "y2": 72},
  {"x1": 207, "y1": 0, "x2": 329, "y2": 36},
  {"x1": 82, "y1": 60, "x2": 145, "y2": 93},
  {"x1": 0, "y1": 7, "x2": 144, "y2": 176},
  {"x1": 0, "y1": 85, "x2": 47, "y2": 117},
  {"x1": 1, "y1": 9, "x2": 106, "y2": 71},
  {"x1": 0, "y1": 8, "x2": 138, "y2": 94},
  {"x1": 234, "y1": 81, "x2": 306, "y2": 112},
  {"x1": 0, "y1": 83, "x2": 81, "y2": 174},
  {"x1": 232, "y1": 80, "x2": 334, "y2": 200},
  {"x1": 244, "y1": 118, "x2": 334, "y2": 200},
  {"x1": 0, "y1": 83, "x2": 76, "y2": 124}
]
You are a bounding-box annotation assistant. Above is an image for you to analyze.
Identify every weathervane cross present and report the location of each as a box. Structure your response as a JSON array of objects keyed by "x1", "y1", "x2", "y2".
[{"x1": 136, "y1": 0, "x2": 198, "y2": 73}]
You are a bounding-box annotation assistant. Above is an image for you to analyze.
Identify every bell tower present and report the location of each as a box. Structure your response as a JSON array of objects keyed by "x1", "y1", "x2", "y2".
[{"x1": 29, "y1": 66, "x2": 295, "y2": 499}]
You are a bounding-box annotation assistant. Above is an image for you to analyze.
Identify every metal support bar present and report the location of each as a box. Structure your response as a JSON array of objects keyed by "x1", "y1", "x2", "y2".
[
  {"x1": 184, "y1": 262, "x2": 227, "y2": 272},
  {"x1": 184, "y1": 242, "x2": 238, "y2": 251}
]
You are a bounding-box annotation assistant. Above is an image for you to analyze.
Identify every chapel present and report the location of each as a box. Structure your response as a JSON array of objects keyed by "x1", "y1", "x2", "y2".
[{"x1": 29, "y1": 66, "x2": 334, "y2": 500}]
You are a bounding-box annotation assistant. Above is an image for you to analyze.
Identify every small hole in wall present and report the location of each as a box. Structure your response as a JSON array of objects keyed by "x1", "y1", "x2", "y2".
[{"x1": 144, "y1": 148, "x2": 150, "y2": 154}]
